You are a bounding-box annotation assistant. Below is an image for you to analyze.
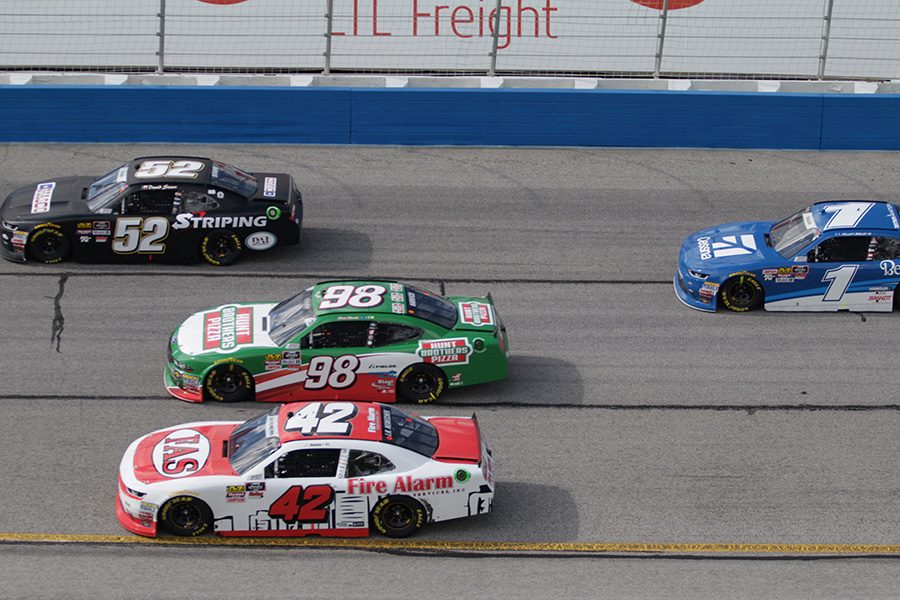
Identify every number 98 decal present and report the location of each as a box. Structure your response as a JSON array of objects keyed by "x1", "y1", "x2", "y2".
[
  {"x1": 112, "y1": 217, "x2": 170, "y2": 254},
  {"x1": 304, "y1": 355, "x2": 360, "y2": 390}
]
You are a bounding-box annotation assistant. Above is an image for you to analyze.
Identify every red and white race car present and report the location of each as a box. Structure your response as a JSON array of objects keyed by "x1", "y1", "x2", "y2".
[{"x1": 117, "y1": 401, "x2": 494, "y2": 538}]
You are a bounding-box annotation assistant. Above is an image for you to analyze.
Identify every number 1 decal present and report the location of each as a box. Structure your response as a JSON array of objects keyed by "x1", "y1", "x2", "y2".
[
  {"x1": 822, "y1": 264, "x2": 858, "y2": 302},
  {"x1": 821, "y1": 203, "x2": 874, "y2": 230},
  {"x1": 268, "y1": 485, "x2": 334, "y2": 524}
]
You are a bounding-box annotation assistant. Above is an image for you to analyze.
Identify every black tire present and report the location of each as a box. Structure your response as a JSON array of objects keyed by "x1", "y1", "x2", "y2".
[
  {"x1": 159, "y1": 496, "x2": 212, "y2": 537},
  {"x1": 28, "y1": 228, "x2": 71, "y2": 264},
  {"x1": 720, "y1": 274, "x2": 764, "y2": 312},
  {"x1": 204, "y1": 364, "x2": 253, "y2": 402},
  {"x1": 371, "y1": 495, "x2": 426, "y2": 538},
  {"x1": 201, "y1": 230, "x2": 242, "y2": 266},
  {"x1": 396, "y1": 363, "x2": 447, "y2": 404}
]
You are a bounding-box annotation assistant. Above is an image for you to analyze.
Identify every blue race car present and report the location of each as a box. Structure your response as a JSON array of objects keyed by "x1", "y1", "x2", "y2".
[{"x1": 675, "y1": 201, "x2": 900, "y2": 312}]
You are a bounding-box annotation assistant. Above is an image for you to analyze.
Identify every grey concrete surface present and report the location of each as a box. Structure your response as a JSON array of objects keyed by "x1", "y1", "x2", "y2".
[{"x1": 0, "y1": 145, "x2": 898, "y2": 598}]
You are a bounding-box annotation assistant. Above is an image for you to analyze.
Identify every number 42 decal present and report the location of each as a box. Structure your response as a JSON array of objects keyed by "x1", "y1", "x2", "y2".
[
  {"x1": 285, "y1": 402, "x2": 357, "y2": 436},
  {"x1": 268, "y1": 485, "x2": 334, "y2": 524}
]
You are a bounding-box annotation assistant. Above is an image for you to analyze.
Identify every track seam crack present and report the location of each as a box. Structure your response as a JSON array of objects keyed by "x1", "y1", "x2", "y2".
[{"x1": 49, "y1": 274, "x2": 68, "y2": 353}]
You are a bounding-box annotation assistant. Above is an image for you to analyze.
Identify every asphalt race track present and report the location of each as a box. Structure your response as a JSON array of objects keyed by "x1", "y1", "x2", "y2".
[{"x1": 0, "y1": 144, "x2": 898, "y2": 599}]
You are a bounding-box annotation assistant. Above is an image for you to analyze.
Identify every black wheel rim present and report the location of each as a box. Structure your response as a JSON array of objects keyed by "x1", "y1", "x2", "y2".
[
  {"x1": 212, "y1": 236, "x2": 235, "y2": 259},
  {"x1": 171, "y1": 503, "x2": 202, "y2": 530},
  {"x1": 384, "y1": 503, "x2": 413, "y2": 529},
  {"x1": 38, "y1": 235, "x2": 61, "y2": 258},
  {"x1": 727, "y1": 281, "x2": 755, "y2": 307},
  {"x1": 409, "y1": 372, "x2": 436, "y2": 395},
  {"x1": 216, "y1": 372, "x2": 242, "y2": 395}
]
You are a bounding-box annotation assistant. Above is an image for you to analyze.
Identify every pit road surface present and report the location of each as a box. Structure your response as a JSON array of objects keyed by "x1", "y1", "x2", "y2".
[{"x1": 0, "y1": 145, "x2": 897, "y2": 599}]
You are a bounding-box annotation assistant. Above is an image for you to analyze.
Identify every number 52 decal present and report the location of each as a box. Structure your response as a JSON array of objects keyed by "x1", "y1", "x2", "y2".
[{"x1": 112, "y1": 216, "x2": 170, "y2": 254}]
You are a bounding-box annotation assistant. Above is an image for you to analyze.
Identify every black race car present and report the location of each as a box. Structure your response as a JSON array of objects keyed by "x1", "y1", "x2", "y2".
[{"x1": 0, "y1": 157, "x2": 302, "y2": 266}]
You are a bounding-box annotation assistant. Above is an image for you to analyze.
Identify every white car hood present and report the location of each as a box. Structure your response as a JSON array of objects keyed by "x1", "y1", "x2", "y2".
[{"x1": 177, "y1": 303, "x2": 278, "y2": 355}]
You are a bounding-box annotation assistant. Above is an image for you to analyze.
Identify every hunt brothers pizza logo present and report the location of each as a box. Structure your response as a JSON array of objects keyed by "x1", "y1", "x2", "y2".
[
  {"x1": 204, "y1": 305, "x2": 253, "y2": 350},
  {"x1": 459, "y1": 301, "x2": 494, "y2": 326},
  {"x1": 417, "y1": 338, "x2": 472, "y2": 365}
]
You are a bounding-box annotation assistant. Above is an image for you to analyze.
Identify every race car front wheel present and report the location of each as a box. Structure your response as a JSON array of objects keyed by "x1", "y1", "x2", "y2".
[
  {"x1": 720, "y1": 275, "x2": 763, "y2": 312},
  {"x1": 396, "y1": 364, "x2": 446, "y2": 404},
  {"x1": 205, "y1": 364, "x2": 254, "y2": 402},
  {"x1": 201, "y1": 230, "x2": 242, "y2": 266},
  {"x1": 159, "y1": 496, "x2": 212, "y2": 537},
  {"x1": 28, "y1": 228, "x2": 71, "y2": 264},
  {"x1": 371, "y1": 495, "x2": 425, "y2": 538}
]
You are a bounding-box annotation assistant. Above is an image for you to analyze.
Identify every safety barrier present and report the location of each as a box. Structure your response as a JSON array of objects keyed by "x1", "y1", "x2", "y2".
[{"x1": 2, "y1": 85, "x2": 900, "y2": 150}]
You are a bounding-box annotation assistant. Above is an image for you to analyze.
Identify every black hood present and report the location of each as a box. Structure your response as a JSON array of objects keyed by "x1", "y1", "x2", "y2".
[{"x1": 1, "y1": 176, "x2": 95, "y2": 223}]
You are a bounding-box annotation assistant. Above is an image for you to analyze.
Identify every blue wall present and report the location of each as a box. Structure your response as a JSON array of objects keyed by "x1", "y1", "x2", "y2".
[{"x1": 1, "y1": 85, "x2": 898, "y2": 150}]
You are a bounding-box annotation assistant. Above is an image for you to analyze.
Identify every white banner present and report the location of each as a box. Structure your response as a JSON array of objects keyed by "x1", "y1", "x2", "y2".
[{"x1": 0, "y1": 0, "x2": 897, "y2": 78}]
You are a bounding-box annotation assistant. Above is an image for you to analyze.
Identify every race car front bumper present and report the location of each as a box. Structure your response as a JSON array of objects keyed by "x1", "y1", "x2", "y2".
[
  {"x1": 0, "y1": 222, "x2": 27, "y2": 263},
  {"x1": 116, "y1": 493, "x2": 157, "y2": 537},
  {"x1": 674, "y1": 271, "x2": 717, "y2": 313},
  {"x1": 164, "y1": 365, "x2": 204, "y2": 403}
]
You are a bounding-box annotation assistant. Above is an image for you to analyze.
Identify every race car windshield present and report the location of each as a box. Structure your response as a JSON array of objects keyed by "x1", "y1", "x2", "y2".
[
  {"x1": 86, "y1": 164, "x2": 128, "y2": 212},
  {"x1": 770, "y1": 208, "x2": 820, "y2": 258},
  {"x1": 229, "y1": 406, "x2": 281, "y2": 475},
  {"x1": 267, "y1": 288, "x2": 315, "y2": 346},
  {"x1": 405, "y1": 286, "x2": 458, "y2": 329},
  {"x1": 211, "y1": 161, "x2": 257, "y2": 198},
  {"x1": 381, "y1": 406, "x2": 439, "y2": 457}
]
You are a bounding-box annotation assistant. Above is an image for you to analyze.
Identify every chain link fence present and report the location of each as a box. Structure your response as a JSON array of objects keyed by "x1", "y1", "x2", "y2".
[{"x1": 1, "y1": 0, "x2": 899, "y2": 79}]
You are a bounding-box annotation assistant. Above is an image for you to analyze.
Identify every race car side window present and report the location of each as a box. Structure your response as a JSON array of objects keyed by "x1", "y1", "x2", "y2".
[
  {"x1": 345, "y1": 450, "x2": 395, "y2": 477},
  {"x1": 304, "y1": 321, "x2": 372, "y2": 349},
  {"x1": 266, "y1": 448, "x2": 341, "y2": 479},
  {"x1": 121, "y1": 189, "x2": 177, "y2": 216},
  {"x1": 868, "y1": 237, "x2": 900, "y2": 261},
  {"x1": 371, "y1": 323, "x2": 423, "y2": 347},
  {"x1": 808, "y1": 236, "x2": 871, "y2": 263}
]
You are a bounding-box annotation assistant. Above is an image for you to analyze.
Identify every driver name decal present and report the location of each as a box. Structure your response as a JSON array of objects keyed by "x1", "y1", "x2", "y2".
[{"x1": 204, "y1": 305, "x2": 253, "y2": 350}]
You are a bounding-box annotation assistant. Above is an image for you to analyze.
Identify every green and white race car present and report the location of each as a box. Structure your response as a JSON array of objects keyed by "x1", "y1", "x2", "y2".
[{"x1": 166, "y1": 280, "x2": 509, "y2": 404}]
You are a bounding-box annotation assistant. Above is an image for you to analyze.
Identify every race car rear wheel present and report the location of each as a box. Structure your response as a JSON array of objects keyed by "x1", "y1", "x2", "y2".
[
  {"x1": 201, "y1": 230, "x2": 242, "y2": 266},
  {"x1": 396, "y1": 364, "x2": 446, "y2": 404},
  {"x1": 720, "y1": 275, "x2": 763, "y2": 312},
  {"x1": 159, "y1": 496, "x2": 212, "y2": 537},
  {"x1": 371, "y1": 495, "x2": 426, "y2": 538},
  {"x1": 204, "y1": 364, "x2": 254, "y2": 402},
  {"x1": 28, "y1": 228, "x2": 71, "y2": 264}
]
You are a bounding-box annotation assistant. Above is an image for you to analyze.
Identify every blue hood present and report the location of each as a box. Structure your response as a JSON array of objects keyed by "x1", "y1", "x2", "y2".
[{"x1": 680, "y1": 221, "x2": 781, "y2": 272}]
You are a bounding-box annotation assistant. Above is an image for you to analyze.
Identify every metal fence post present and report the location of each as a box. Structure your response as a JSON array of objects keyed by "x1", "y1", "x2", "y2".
[
  {"x1": 818, "y1": 0, "x2": 835, "y2": 80},
  {"x1": 323, "y1": 0, "x2": 334, "y2": 75},
  {"x1": 488, "y1": 0, "x2": 503, "y2": 76},
  {"x1": 653, "y1": 0, "x2": 670, "y2": 78},
  {"x1": 156, "y1": 0, "x2": 166, "y2": 74}
]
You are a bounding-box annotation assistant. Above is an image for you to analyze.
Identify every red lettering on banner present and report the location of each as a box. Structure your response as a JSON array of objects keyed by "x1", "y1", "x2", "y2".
[{"x1": 630, "y1": 0, "x2": 705, "y2": 9}]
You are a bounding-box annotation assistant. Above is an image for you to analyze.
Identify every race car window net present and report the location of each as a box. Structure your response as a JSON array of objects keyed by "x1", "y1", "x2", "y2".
[
  {"x1": 229, "y1": 406, "x2": 281, "y2": 475},
  {"x1": 268, "y1": 288, "x2": 315, "y2": 346},
  {"x1": 770, "y1": 208, "x2": 820, "y2": 258},
  {"x1": 381, "y1": 406, "x2": 439, "y2": 457},
  {"x1": 210, "y1": 160, "x2": 257, "y2": 198},
  {"x1": 405, "y1": 286, "x2": 458, "y2": 330},
  {"x1": 346, "y1": 450, "x2": 395, "y2": 477},
  {"x1": 86, "y1": 164, "x2": 128, "y2": 212}
]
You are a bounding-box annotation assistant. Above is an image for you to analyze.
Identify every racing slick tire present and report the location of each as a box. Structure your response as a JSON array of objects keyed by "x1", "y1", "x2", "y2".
[
  {"x1": 28, "y1": 228, "x2": 71, "y2": 264},
  {"x1": 201, "y1": 230, "x2": 242, "y2": 266},
  {"x1": 371, "y1": 495, "x2": 426, "y2": 538},
  {"x1": 204, "y1": 364, "x2": 254, "y2": 402},
  {"x1": 159, "y1": 496, "x2": 213, "y2": 537},
  {"x1": 720, "y1": 274, "x2": 764, "y2": 312},
  {"x1": 396, "y1": 364, "x2": 446, "y2": 404}
]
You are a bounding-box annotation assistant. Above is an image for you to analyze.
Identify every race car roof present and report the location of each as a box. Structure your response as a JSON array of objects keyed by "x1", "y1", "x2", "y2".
[
  {"x1": 810, "y1": 201, "x2": 900, "y2": 232},
  {"x1": 310, "y1": 280, "x2": 444, "y2": 318},
  {"x1": 277, "y1": 401, "x2": 384, "y2": 443},
  {"x1": 128, "y1": 156, "x2": 216, "y2": 185}
]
